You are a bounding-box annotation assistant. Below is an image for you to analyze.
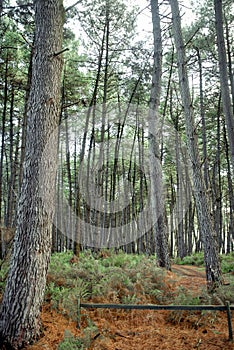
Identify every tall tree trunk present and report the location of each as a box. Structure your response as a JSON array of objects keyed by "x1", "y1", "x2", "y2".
[
  {"x1": 74, "y1": 21, "x2": 106, "y2": 253},
  {"x1": 214, "y1": 0, "x2": 234, "y2": 170},
  {"x1": 149, "y1": 0, "x2": 170, "y2": 270},
  {"x1": 224, "y1": 13, "x2": 234, "y2": 114},
  {"x1": 0, "y1": 1, "x2": 64, "y2": 348},
  {"x1": 212, "y1": 95, "x2": 223, "y2": 252},
  {"x1": 223, "y1": 121, "x2": 234, "y2": 253},
  {"x1": 195, "y1": 47, "x2": 209, "y2": 189},
  {"x1": 175, "y1": 134, "x2": 186, "y2": 259},
  {"x1": 169, "y1": 0, "x2": 223, "y2": 291},
  {"x1": 0, "y1": 53, "x2": 8, "y2": 225},
  {"x1": 5, "y1": 87, "x2": 21, "y2": 228},
  {"x1": 19, "y1": 47, "x2": 33, "y2": 189}
]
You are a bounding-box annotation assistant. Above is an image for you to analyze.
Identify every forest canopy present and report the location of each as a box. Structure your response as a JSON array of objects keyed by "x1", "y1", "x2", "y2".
[
  {"x1": 0, "y1": 0, "x2": 234, "y2": 347},
  {"x1": 0, "y1": 0, "x2": 233, "y2": 257}
]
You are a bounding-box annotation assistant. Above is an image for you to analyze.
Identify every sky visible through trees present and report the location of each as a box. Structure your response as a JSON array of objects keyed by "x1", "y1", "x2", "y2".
[
  {"x1": 0, "y1": 0, "x2": 233, "y2": 259},
  {"x1": 64, "y1": 0, "x2": 196, "y2": 39},
  {"x1": 0, "y1": 0, "x2": 234, "y2": 347}
]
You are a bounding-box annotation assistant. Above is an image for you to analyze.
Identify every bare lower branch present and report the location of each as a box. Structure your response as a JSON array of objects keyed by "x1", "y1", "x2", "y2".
[
  {"x1": 65, "y1": 0, "x2": 82, "y2": 12},
  {"x1": 53, "y1": 48, "x2": 69, "y2": 57}
]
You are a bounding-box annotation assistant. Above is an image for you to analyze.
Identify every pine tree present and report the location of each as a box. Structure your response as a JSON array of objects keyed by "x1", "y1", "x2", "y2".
[{"x1": 0, "y1": 0, "x2": 64, "y2": 347}]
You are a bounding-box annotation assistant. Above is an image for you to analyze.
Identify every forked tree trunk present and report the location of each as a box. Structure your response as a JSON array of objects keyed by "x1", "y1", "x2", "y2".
[
  {"x1": 0, "y1": 1, "x2": 64, "y2": 348},
  {"x1": 149, "y1": 0, "x2": 171, "y2": 270},
  {"x1": 169, "y1": 0, "x2": 223, "y2": 291}
]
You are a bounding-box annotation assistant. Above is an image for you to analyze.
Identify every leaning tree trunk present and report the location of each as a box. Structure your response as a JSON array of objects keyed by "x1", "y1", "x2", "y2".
[
  {"x1": 169, "y1": 0, "x2": 223, "y2": 291},
  {"x1": 149, "y1": 0, "x2": 171, "y2": 270},
  {"x1": 214, "y1": 0, "x2": 234, "y2": 171},
  {"x1": 0, "y1": 1, "x2": 64, "y2": 348}
]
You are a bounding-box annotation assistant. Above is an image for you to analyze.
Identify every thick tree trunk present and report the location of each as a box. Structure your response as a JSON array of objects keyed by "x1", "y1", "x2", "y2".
[
  {"x1": 0, "y1": 1, "x2": 64, "y2": 348},
  {"x1": 169, "y1": 0, "x2": 223, "y2": 291},
  {"x1": 149, "y1": 0, "x2": 171, "y2": 270}
]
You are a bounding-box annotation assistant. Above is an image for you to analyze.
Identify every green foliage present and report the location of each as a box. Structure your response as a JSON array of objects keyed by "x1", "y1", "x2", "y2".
[
  {"x1": 213, "y1": 269, "x2": 234, "y2": 304},
  {"x1": 173, "y1": 287, "x2": 202, "y2": 306},
  {"x1": 0, "y1": 259, "x2": 9, "y2": 293},
  {"x1": 46, "y1": 253, "x2": 91, "y2": 320},
  {"x1": 220, "y1": 253, "x2": 234, "y2": 273},
  {"x1": 46, "y1": 249, "x2": 167, "y2": 313},
  {"x1": 58, "y1": 320, "x2": 98, "y2": 350},
  {"x1": 49, "y1": 251, "x2": 74, "y2": 273},
  {"x1": 121, "y1": 293, "x2": 138, "y2": 304},
  {"x1": 98, "y1": 249, "x2": 144, "y2": 268},
  {"x1": 173, "y1": 252, "x2": 234, "y2": 275},
  {"x1": 58, "y1": 330, "x2": 84, "y2": 350},
  {"x1": 43, "y1": 250, "x2": 234, "y2": 328},
  {"x1": 166, "y1": 286, "x2": 209, "y2": 325},
  {"x1": 173, "y1": 253, "x2": 205, "y2": 266}
]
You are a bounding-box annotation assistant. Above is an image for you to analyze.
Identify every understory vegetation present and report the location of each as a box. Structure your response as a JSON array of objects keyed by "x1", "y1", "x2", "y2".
[
  {"x1": 174, "y1": 252, "x2": 234, "y2": 273},
  {"x1": 1, "y1": 250, "x2": 234, "y2": 309},
  {"x1": 1, "y1": 250, "x2": 234, "y2": 348}
]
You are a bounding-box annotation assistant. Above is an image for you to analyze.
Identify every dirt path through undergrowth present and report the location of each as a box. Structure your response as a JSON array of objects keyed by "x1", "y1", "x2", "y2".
[
  {"x1": 170, "y1": 264, "x2": 207, "y2": 295},
  {"x1": 172, "y1": 264, "x2": 206, "y2": 278},
  {"x1": 27, "y1": 265, "x2": 234, "y2": 350}
]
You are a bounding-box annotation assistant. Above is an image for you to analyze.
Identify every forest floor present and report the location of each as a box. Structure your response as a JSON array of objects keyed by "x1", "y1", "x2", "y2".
[{"x1": 27, "y1": 264, "x2": 234, "y2": 350}]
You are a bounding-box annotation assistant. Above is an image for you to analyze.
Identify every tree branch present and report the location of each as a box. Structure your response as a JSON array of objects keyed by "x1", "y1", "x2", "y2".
[
  {"x1": 65, "y1": 0, "x2": 82, "y2": 12},
  {"x1": 53, "y1": 48, "x2": 69, "y2": 57}
]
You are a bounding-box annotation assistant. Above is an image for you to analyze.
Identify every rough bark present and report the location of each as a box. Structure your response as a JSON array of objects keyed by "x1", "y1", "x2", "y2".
[
  {"x1": 149, "y1": 0, "x2": 171, "y2": 270},
  {"x1": 169, "y1": 0, "x2": 223, "y2": 291},
  {"x1": 0, "y1": 0, "x2": 64, "y2": 348}
]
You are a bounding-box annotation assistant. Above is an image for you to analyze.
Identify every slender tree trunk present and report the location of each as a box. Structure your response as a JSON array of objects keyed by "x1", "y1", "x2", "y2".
[
  {"x1": 0, "y1": 53, "x2": 8, "y2": 225},
  {"x1": 5, "y1": 87, "x2": 20, "y2": 228},
  {"x1": 11, "y1": 115, "x2": 21, "y2": 227},
  {"x1": 169, "y1": 174, "x2": 175, "y2": 257},
  {"x1": 175, "y1": 134, "x2": 186, "y2": 259},
  {"x1": 19, "y1": 47, "x2": 33, "y2": 188},
  {"x1": 74, "y1": 21, "x2": 106, "y2": 253},
  {"x1": 0, "y1": 1, "x2": 64, "y2": 348},
  {"x1": 224, "y1": 13, "x2": 234, "y2": 113},
  {"x1": 223, "y1": 122, "x2": 234, "y2": 253},
  {"x1": 212, "y1": 96, "x2": 223, "y2": 252},
  {"x1": 149, "y1": 0, "x2": 171, "y2": 270},
  {"x1": 99, "y1": 1, "x2": 110, "y2": 245},
  {"x1": 214, "y1": 0, "x2": 234, "y2": 170},
  {"x1": 195, "y1": 47, "x2": 209, "y2": 189},
  {"x1": 169, "y1": 0, "x2": 223, "y2": 291}
]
